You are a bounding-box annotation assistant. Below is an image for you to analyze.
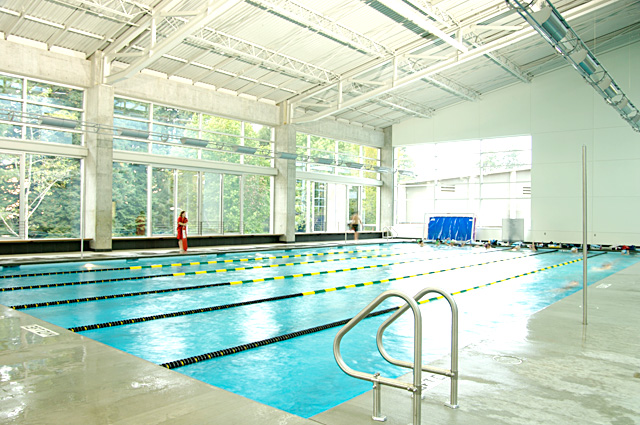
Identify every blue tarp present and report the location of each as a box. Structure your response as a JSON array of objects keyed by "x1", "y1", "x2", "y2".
[{"x1": 427, "y1": 216, "x2": 475, "y2": 241}]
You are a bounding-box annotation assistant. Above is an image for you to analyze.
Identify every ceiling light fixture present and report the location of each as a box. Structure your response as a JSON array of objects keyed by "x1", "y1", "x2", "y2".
[
  {"x1": 39, "y1": 116, "x2": 78, "y2": 129},
  {"x1": 180, "y1": 137, "x2": 209, "y2": 147},
  {"x1": 118, "y1": 128, "x2": 150, "y2": 139},
  {"x1": 507, "y1": 0, "x2": 640, "y2": 132},
  {"x1": 276, "y1": 152, "x2": 298, "y2": 160}
]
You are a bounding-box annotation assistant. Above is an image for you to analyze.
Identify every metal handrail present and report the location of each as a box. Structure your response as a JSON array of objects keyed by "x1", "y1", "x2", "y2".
[
  {"x1": 382, "y1": 226, "x2": 397, "y2": 240},
  {"x1": 334, "y1": 290, "x2": 424, "y2": 424},
  {"x1": 377, "y1": 287, "x2": 459, "y2": 409}
]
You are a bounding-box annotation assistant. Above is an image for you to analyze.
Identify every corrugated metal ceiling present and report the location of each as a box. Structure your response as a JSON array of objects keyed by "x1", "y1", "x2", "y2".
[{"x1": 0, "y1": 0, "x2": 638, "y2": 129}]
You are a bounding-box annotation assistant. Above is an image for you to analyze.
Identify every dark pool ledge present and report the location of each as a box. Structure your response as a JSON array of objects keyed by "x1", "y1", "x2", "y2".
[{"x1": 0, "y1": 231, "x2": 388, "y2": 265}]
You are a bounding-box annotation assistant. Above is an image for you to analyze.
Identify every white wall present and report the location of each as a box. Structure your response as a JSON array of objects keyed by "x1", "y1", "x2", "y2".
[{"x1": 393, "y1": 41, "x2": 640, "y2": 246}]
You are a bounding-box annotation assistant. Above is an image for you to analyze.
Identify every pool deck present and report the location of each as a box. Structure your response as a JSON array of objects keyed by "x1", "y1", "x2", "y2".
[{"x1": 1, "y1": 244, "x2": 638, "y2": 424}]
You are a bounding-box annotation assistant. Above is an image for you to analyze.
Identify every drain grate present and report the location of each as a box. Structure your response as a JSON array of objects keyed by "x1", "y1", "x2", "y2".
[{"x1": 492, "y1": 355, "x2": 523, "y2": 365}]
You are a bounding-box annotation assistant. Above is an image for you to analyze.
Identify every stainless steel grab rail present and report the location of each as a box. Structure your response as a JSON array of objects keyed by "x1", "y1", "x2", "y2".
[
  {"x1": 377, "y1": 287, "x2": 459, "y2": 409},
  {"x1": 382, "y1": 226, "x2": 397, "y2": 241},
  {"x1": 334, "y1": 290, "x2": 423, "y2": 423},
  {"x1": 334, "y1": 287, "x2": 459, "y2": 423}
]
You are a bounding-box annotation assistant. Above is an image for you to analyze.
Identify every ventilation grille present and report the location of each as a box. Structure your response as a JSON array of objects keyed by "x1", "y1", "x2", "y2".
[
  {"x1": 440, "y1": 185, "x2": 455, "y2": 193},
  {"x1": 523, "y1": 186, "x2": 531, "y2": 195}
]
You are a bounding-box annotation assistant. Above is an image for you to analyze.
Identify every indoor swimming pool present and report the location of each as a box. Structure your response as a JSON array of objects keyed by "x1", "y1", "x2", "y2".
[{"x1": 1, "y1": 242, "x2": 636, "y2": 418}]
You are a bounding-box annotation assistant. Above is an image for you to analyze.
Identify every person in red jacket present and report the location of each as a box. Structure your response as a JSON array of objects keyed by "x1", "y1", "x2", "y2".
[{"x1": 177, "y1": 210, "x2": 188, "y2": 253}]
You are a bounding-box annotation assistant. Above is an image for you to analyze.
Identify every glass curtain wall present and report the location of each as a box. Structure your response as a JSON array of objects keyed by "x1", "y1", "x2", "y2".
[
  {"x1": 0, "y1": 72, "x2": 84, "y2": 146},
  {"x1": 223, "y1": 175, "x2": 241, "y2": 233},
  {"x1": 177, "y1": 170, "x2": 199, "y2": 232},
  {"x1": 296, "y1": 133, "x2": 380, "y2": 177},
  {"x1": 295, "y1": 180, "x2": 379, "y2": 233},
  {"x1": 112, "y1": 96, "x2": 275, "y2": 238},
  {"x1": 0, "y1": 153, "x2": 20, "y2": 238},
  {"x1": 295, "y1": 132, "x2": 382, "y2": 233},
  {"x1": 243, "y1": 175, "x2": 271, "y2": 234},
  {"x1": 113, "y1": 96, "x2": 274, "y2": 165},
  {"x1": 113, "y1": 164, "x2": 272, "y2": 237},
  {"x1": 0, "y1": 151, "x2": 82, "y2": 239},
  {"x1": 151, "y1": 167, "x2": 174, "y2": 236},
  {"x1": 202, "y1": 172, "x2": 222, "y2": 234},
  {"x1": 394, "y1": 136, "x2": 532, "y2": 232},
  {"x1": 0, "y1": 73, "x2": 85, "y2": 241},
  {"x1": 112, "y1": 162, "x2": 147, "y2": 236}
]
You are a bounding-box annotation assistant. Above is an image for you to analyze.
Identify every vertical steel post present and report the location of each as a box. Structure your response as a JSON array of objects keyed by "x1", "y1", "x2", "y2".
[
  {"x1": 372, "y1": 376, "x2": 386, "y2": 422},
  {"x1": 582, "y1": 145, "x2": 587, "y2": 325},
  {"x1": 80, "y1": 159, "x2": 85, "y2": 258}
]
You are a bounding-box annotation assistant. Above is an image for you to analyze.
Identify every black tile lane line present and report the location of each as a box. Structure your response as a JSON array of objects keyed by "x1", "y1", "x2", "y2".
[
  {"x1": 0, "y1": 246, "x2": 397, "y2": 280},
  {"x1": 159, "y1": 253, "x2": 604, "y2": 370},
  {"x1": 65, "y1": 251, "x2": 561, "y2": 332},
  {"x1": 9, "y1": 250, "x2": 548, "y2": 310}
]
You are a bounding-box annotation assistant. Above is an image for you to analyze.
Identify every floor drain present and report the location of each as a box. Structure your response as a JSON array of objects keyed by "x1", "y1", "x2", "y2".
[{"x1": 492, "y1": 355, "x2": 523, "y2": 365}]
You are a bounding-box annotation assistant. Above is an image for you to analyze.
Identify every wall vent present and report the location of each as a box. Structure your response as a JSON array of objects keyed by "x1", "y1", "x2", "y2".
[{"x1": 440, "y1": 185, "x2": 456, "y2": 193}]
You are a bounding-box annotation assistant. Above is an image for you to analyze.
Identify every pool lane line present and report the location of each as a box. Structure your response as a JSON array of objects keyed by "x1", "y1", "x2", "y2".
[
  {"x1": 0, "y1": 247, "x2": 400, "y2": 280},
  {"x1": 1, "y1": 249, "x2": 424, "y2": 292},
  {"x1": 10, "y1": 250, "x2": 549, "y2": 310},
  {"x1": 67, "y1": 250, "x2": 559, "y2": 332},
  {"x1": 2, "y1": 246, "x2": 511, "y2": 292},
  {"x1": 9, "y1": 250, "x2": 551, "y2": 310},
  {"x1": 159, "y1": 252, "x2": 605, "y2": 370}
]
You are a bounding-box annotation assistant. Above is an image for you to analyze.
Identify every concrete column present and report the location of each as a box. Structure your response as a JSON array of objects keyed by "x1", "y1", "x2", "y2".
[
  {"x1": 274, "y1": 109, "x2": 297, "y2": 242},
  {"x1": 85, "y1": 52, "x2": 114, "y2": 251},
  {"x1": 380, "y1": 127, "x2": 394, "y2": 229}
]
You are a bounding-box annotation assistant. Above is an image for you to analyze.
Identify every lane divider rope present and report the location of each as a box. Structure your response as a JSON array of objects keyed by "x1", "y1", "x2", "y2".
[
  {"x1": 159, "y1": 253, "x2": 604, "y2": 370},
  {"x1": 11, "y1": 250, "x2": 548, "y2": 310},
  {"x1": 0, "y1": 247, "x2": 396, "y2": 280},
  {"x1": 1, "y1": 246, "x2": 510, "y2": 292},
  {"x1": 3, "y1": 249, "x2": 428, "y2": 292},
  {"x1": 67, "y1": 250, "x2": 558, "y2": 331}
]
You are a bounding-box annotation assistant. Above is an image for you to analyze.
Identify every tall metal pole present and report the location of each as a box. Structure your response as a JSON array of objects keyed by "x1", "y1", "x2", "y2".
[
  {"x1": 80, "y1": 159, "x2": 85, "y2": 259},
  {"x1": 582, "y1": 145, "x2": 587, "y2": 325}
]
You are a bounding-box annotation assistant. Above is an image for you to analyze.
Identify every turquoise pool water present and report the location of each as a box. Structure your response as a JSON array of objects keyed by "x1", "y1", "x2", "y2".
[{"x1": 0, "y1": 243, "x2": 636, "y2": 418}]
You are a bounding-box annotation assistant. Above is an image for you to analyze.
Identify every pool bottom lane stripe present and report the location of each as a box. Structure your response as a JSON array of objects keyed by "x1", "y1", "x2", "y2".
[
  {"x1": 160, "y1": 254, "x2": 604, "y2": 370},
  {"x1": 65, "y1": 253, "x2": 593, "y2": 344},
  {"x1": 12, "y1": 250, "x2": 546, "y2": 309}
]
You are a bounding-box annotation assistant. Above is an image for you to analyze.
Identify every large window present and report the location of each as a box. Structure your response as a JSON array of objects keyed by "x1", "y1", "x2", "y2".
[
  {"x1": 296, "y1": 180, "x2": 380, "y2": 233},
  {"x1": 394, "y1": 136, "x2": 531, "y2": 235},
  {"x1": 243, "y1": 175, "x2": 271, "y2": 234},
  {"x1": 113, "y1": 97, "x2": 274, "y2": 166},
  {"x1": 296, "y1": 133, "x2": 381, "y2": 178},
  {"x1": 112, "y1": 162, "x2": 148, "y2": 237},
  {"x1": 0, "y1": 153, "x2": 20, "y2": 238},
  {"x1": 202, "y1": 172, "x2": 222, "y2": 234},
  {"x1": 0, "y1": 73, "x2": 84, "y2": 145},
  {"x1": 113, "y1": 163, "x2": 272, "y2": 237},
  {"x1": 0, "y1": 151, "x2": 81, "y2": 239}
]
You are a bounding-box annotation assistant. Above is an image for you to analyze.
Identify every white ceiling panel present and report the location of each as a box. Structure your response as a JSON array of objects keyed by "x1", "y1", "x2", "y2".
[{"x1": 0, "y1": 0, "x2": 638, "y2": 129}]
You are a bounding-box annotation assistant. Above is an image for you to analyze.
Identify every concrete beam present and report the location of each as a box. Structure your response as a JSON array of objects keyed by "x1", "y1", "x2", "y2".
[
  {"x1": 295, "y1": 118, "x2": 384, "y2": 148},
  {"x1": 113, "y1": 73, "x2": 280, "y2": 126},
  {"x1": 0, "y1": 38, "x2": 90, "y2": 87}
]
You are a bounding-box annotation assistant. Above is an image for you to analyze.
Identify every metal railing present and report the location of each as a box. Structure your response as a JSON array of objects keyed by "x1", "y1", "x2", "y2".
[
  {"x1": 382, "y1": 226, "x2": 397, "y2": 241},
  {"x1": 333, "y1": 287, "x2": 459, "y2": 424}
]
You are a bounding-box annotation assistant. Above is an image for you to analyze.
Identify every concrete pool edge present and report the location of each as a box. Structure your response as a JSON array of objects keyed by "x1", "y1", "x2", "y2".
[
  {"x1": 1, "y1": 253, "x2": 638, "y2": 425},
  {"x1": 0, "y1": 303, "x2": 315, "y2": 425},
  {"x1": 312, "y1": 261, "x2": 640, "y2": 424}
]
